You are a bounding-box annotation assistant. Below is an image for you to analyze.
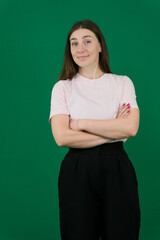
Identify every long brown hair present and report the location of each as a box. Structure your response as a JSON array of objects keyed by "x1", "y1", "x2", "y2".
[{"x1": 57, "y1": 19, "x2": 112, "y2": 81}]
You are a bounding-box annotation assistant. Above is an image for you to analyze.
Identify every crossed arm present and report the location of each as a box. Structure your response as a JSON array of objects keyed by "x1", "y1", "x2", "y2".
[
  {"x1": 69, "y1": 108, "x2": 140, "y2": 139},
  {"x1": 51, "y1": 104, "x2": 140, "y2": 148}
]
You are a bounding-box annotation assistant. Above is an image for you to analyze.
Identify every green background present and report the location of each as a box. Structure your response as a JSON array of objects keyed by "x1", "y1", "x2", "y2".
[{"x1": 0, "y1": 0, "x2": 159, "y2": 239}]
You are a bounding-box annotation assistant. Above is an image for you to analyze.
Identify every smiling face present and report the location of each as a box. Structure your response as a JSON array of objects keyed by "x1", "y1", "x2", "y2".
[{"x1": 69, "y1": 28, "x2": 102, "y2": 69}]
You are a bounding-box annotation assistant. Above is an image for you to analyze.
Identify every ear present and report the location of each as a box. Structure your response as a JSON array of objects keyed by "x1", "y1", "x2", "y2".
[{"x1": 99, "y1": 45, "x2": 102, "y2": 53}]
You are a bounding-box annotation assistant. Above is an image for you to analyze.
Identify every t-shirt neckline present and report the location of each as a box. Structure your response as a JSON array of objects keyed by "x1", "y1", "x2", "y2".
[{"x1": 76, "y1": 72, "x2": 108, "y2": 81}]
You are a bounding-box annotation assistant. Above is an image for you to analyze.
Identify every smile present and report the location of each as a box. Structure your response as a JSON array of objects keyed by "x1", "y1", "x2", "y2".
[{"x1": 78, "y1": 56, "x2": 89, "y2": 59}]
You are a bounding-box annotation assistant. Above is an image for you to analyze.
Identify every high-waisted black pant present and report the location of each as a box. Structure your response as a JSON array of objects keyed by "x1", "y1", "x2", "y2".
[{"x1": 58, "y1": 141, "x2": 141, "y2": 240}]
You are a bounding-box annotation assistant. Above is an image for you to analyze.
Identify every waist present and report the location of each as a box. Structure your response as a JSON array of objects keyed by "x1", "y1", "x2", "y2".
[{"x1": 68, "y1": 141, "x2": 124, "y2": 154}]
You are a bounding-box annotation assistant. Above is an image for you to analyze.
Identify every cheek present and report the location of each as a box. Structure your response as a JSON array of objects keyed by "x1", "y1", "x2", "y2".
[
  {"x1": 70, "y1": 46, "x2": 75, "y2": 54},
  {"x1": 88, "y1": 45, "x2": 98, "y2": 54},
  {"x1": 71, "y1": 49, "x2": 77, "y2": 58}
]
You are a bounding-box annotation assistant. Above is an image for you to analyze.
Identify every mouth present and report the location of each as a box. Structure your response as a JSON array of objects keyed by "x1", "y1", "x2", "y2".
[{"x1": 77, "y1": 55, "x2": 89, "y2": 59}]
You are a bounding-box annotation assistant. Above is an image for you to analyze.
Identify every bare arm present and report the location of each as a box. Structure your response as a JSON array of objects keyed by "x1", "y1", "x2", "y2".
[
  {"x1": 50, "y1": 104, "x2": 132, "y2": 148},
  {"x1": 77, "y1": 108, "x2": 140, "y2": 139},
  {"x1": 50, "y1": 114, "x2": 113, "y2": 149}
]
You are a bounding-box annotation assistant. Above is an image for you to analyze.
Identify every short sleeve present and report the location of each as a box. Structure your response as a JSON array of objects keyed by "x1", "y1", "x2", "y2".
[
  {"x1": 49, "y1": 81, "x2": 70, "y2": 123},
  {"x1": 119, "y1": 76, "x2": 139, "y2": 109}
]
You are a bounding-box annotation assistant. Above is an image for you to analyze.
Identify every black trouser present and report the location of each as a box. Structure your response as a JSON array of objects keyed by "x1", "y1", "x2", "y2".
[{"x1": 58, "y1": 141, "x2": 141, "y2": 240}]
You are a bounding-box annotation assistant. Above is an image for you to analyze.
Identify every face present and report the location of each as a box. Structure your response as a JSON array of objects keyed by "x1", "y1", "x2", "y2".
[{"x1": 69, "y1": 28, "x2": 102, "y2": 69}]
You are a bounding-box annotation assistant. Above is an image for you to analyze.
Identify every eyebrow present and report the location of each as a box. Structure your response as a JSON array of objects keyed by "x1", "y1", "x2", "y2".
[{"x1": 70, "y1": 35, "x2": 93, "y2": 41}]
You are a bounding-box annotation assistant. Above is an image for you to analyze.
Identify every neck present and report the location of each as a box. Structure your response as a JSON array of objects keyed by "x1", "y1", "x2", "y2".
[{"x1": 78, "y1": 67, "x2": 104, "y2": 79}]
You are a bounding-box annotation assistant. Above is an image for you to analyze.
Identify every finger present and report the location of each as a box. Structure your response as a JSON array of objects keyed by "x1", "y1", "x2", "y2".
[
  {"x1": 123, "y1": 109, "x2": 131, "y2": 118},
  {"x1": 119, "y1": 103, "x2": 126, "y2": 112},
  {"x1": 116, "y1": 103, "x2": 131, "y2": 118},
  {"x1": 122, "y1": 106, "x2": 130, "y2": 115},
  {"x1": 123, "y1": 111, "x2": 130, "y2": 118},
  {"x1": 120, "y1": 103, "x2": 130, "y2": 115},
  {"x1": 117, "y1": 104, "x2": 131, "y2": 118},
  {"x1": 122, "y1": 108, "x2": 131, "y2": 118},
  {"x1": 117, "y1": 104, "x2": 126, "y2": 117},
  {"x1": 118, "y1": 105, "x2": 129, "y2": 117}
]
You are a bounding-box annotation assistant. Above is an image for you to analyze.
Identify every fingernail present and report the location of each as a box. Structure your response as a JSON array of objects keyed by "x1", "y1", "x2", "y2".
[
  {"x1": 127, "y1": 110, "x2": 130, "y2": 113},
  {"x1": 123, "y1": 103, "x2": 126, "y2": 106},
  {"x1": 127, "y1": 103, "x2": 130, "y2": 106}
]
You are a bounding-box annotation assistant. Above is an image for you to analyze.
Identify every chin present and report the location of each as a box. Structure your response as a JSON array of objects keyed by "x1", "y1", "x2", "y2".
[{"x1": 76, "y1": 60, "x2": 92, "y2": 67}]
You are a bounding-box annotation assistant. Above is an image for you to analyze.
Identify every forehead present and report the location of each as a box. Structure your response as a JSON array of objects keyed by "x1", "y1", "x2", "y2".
[{"x1": 70, "y1": 28, "x2": 96, "y2": 40}]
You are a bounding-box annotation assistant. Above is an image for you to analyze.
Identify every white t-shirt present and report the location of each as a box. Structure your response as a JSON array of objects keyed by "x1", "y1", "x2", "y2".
[{"x1": 49, "y1": 72, "x2": 139, "y2": 143}]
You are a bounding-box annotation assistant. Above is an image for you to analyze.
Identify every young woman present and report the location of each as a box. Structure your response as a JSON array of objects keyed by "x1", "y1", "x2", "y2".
[{"x1": 49, "y1": 19, "x2": 141, "y2": 240}]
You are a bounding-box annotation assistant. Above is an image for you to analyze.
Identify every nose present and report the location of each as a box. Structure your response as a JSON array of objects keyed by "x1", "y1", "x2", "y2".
[{"x1": 77, "y1": 43, "x2": 85, "y2": 52}]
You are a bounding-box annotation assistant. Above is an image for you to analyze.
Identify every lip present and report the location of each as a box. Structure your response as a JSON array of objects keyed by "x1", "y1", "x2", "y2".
[{"x1": 78, "y1": 55, "x2": 89, "y2": 59}]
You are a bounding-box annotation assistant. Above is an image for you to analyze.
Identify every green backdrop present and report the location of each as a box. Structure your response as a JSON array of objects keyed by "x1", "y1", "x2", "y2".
[{"x1": 0, "y1": 0, "x2": 159, "y2": 239}]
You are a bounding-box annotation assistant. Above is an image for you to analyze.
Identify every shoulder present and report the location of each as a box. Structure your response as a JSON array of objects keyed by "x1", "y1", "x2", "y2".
[
  {"x1": 52, "y1": 80, "x2": 64, "y2": 88},
  {"x1": 51, "y1": 79, "x2": 72, "y2": 97},
  {"x1": 51, "y1": 80, "x2": 67, "y2": 91},
  {"x1": 111, "y1": 74, "x2": 134, "y2": 85},
  {"x1": 107, "y1": 73, "x2": 127, "y2": 86},
  {"x1": 107, "y1": 74, "x2": 137, "y2": 94},
  {"x1": 109, "y1": 73, "x2": 131, "y2": 81}
]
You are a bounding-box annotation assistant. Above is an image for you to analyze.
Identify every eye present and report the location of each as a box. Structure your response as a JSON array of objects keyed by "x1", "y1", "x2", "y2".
[
  {"x1": 71, "y1": 42, "x2": 77, "y2": 46},
  {"x1": 71, "y1": 40, "x2": 91, "y2": 46},
  {"x1": 85, "y1": 40, "x2": 91, "y2": 44}
]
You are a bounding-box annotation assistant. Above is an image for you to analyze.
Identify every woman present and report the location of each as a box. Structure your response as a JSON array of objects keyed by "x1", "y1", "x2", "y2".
[{"x1": 49, "y1": 19, "x2": 141, "y2": 240}]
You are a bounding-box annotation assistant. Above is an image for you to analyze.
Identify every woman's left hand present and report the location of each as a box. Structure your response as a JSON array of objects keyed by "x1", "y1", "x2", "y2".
[{"x1": 69, "y1": 119, "x2": 79, "y2": 131}]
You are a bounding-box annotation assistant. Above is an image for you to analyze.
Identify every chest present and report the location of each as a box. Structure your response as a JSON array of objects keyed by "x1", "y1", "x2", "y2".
[{"x1": 66, "y1": 82, "x2": 121, "y2": 120}]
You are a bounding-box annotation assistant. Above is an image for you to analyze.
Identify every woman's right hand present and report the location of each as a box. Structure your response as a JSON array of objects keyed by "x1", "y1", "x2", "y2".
[{"x1": 116, "y1": 103, "x2": 131, "y2": 119}]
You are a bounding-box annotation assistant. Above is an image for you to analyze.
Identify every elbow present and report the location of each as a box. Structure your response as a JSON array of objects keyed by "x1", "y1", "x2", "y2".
[
  {"x1": 130, "y1": 130, "x2": 137, "y2": 137},
  {"x1": 129, "y1": 127, "x2": 139, "y2": 137},
  {"x1": 57, "y1": 141, "x2": 63, "y2": 147},
  {"x1": 126, "y1": 118, "x2": 139, "y2": 137},
  {"x1": 52, "y1": 130, "x2": 67, "y2": 147},
  {"x1": 56, "y1": 137, "x2": 64, "y2": 147},
  {"x1": 126, "y1": 111, "x2": 140, "y2": 138},
  {"x1": 56, "y1": 130, "x2": 71, "y2": 147},
  {"x1": 56, "y1": 135, "x2": 67, "y2": 147},
  {"x1": 53, "y1": 136, "x2": 64, "y2": 147}
]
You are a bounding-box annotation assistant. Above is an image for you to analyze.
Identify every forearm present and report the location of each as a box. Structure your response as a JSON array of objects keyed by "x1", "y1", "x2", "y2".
[
  {"x1": 78, "y1": 116, "x2": 139, "y2": 139},
  {"x1": 60, "y1": 129, "x2": 113, "y2": 148}
]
